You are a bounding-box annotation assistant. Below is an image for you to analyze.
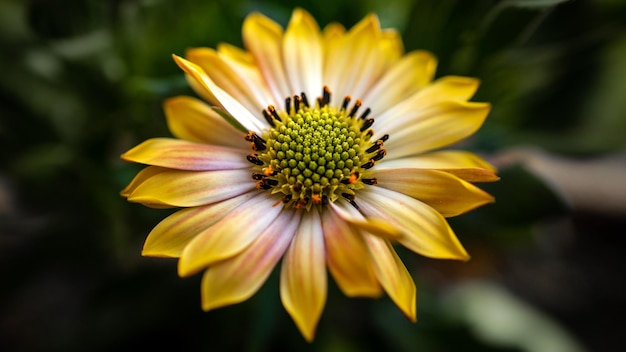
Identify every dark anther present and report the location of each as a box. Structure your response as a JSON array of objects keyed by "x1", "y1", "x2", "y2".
[
  {"x1": 372, "y1": 149, "x2": 387, "y2": 161},
  {"x1": 256, "y1": 181, "x2": 272, "y2": 190},
  {"x1": 268, "y1": 105, "x2": 282, "y2": 122},
  {"x1": 285, "y1": 97, "x2": 291, "y2": 113},
  {"x1": 252, "y1": 173, "x2": 264, "y2": 180},
  {"x1": 300, "y1": 92, "x2": 310, "y2": 107},
  {"x1": 341, "y1": 192, "x2": 355, "y2": 201},
  {"x1": 322, "y1": 195, "x2": 329, "y2": 206},
  {"x1": 348, "y1": 99, "x2": 362, "y2": 118},
  {"x1": 360, "y1": 118, "x2": 375, "y2": 132},
  {"x1": 341, "y1": 96, "x2": 351, "y2": 111},
  {"x1": 379, "y1": 134, "x2": 389, "y2": 142},
  {"x1": 245, "y1": 132, "x2": 266, "y2": 151},
  {"x1": 247, "y1": 154, "x2": 264, "y2": 165},
  {"x1": 262, "y1": 109, "x2": 275, "y2": 127},
  {"x1": 321, "y1": 86, "x2": 331, "y2": 107},
  {"x1": 282, "y1": 194, "x2": 292, "y2": 203},
  {"x1": 361, "y1": 159, "x2": 375, "y2": 169},
  {"x1": 360, "y1": 107, "x2": 371, "y2": 120},
  {"x1": 264, "y1": 178, "x2": 279, "y2": 186},
  {"x1": 293, "y1": 95, "x2": 301, "y2": 112},
  {"x1": 341, "y1": 179, "x2": 350, "y2": 184},
  {"x1": 362, "y1": 178, "x2": 378, "y2": 185},
  {"x1": 295, "y1": 197, "x2": 309, "y2": 209},
  {"x1": 292, "y1": 183, "x2": 302, "y2": 192},
  {"x1": 348, "y1": 199, "x2": 361, "y2": 210},
  {"x1": 366, "y1": 129, "x2": 374, "y2": 138},
  {"x1": 366, "y1": 140, "x2": 384, "y2": 153}
]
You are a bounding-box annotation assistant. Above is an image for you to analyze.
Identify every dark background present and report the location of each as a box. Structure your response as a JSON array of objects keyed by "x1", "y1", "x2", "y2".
[{"x1": 1, "y1": 0, "x2": 625, "y2": 351}]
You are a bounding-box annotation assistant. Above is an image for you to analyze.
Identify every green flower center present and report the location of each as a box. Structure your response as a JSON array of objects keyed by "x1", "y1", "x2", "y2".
[{"x1": 245, "y1": 89, "x2": 387, "y2": 210}]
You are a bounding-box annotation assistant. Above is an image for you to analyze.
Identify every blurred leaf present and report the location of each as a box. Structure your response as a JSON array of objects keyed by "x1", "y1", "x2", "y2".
[{"x1": 505, "y1": 0, "x2": 572, "y2": 8}]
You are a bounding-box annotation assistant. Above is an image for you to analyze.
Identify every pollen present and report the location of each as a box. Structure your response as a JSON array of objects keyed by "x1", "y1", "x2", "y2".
[{"x1": 246, "y1": 88, "x2": 388, "y2": 210}]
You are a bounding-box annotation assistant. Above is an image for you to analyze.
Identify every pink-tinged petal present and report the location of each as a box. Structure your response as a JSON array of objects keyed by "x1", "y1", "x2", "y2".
[
  {"x1": 322, "y1": 208, "x2": 382, "y2": 297},
  {"x1": 163, "y1": 96, "x2": 245, "y2": 148},
  {"x1": 362, "y1": 50, "x2": 436, "y2": 113},
  {"x1": 382, "y1": 101, "x2": 491, "y2": 158},
  {"x1": 280, "y1": 207, "x2": 327, "y2": 342},
  {"x1": 363, "y1": 234, "x2": 416, "y2": 322},
  {"x1": 178, "y1": 193, "x2": 283, "y2": 277},
  {"x1": 242, "y1": 12, "x2": 291, "y2": 106},
  {"x1": 200, "y1": 210, "x2": 301, "y2": 311},
  {"x1": 283, "y1": 8, "x2": 323, "y2": 103},
  {"x1": 370, "y1": 168, "x2": 494, "y2": 217},
  {"x1": 186, "y1": 48, "x2": 268, "y2": 116},
  {"x1": 142, "y1": 193, "x2": 254, "y2": 258},
  {"x1": 359, "y1": 187, "x2": 470, "y2": 261},
  {"x1": 126, "y1": 169, "x2": 255, "y2": 207},
  {"x1": 376, "y1": 150, "x2": 499, "y2": 183},
  {"x1": 329, "y1": 201, "x2": 402, "y2": 239},
  {"x1": 173, "y1": 55, "x2": 267, "y2": 132},
  {"x1": 122, "y1": 138, "x2": 249, "y2": 171},
  {"x1": 120, "y1": 165, "x2": 167, "y2": 199}
]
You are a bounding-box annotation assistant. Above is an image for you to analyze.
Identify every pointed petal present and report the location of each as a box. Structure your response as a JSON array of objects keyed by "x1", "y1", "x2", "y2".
[
  {"x1": 359, "y1": 187, "x2": 470, "y2": 261},
  {"x1": 383, "y1": 101, "x2": 491, "y2": 158},
  {"x1": 178, "y1": 193, "x2": 283, "y2": 277},
  {"x1": 280, "y1": 207, "x2": 327, "y2": 342},
  {"x1": 142, "y1": 193, "x2": 254, "y2": 258},
  {"x1": 120, "y1": 165, "x2": 167, "y2": 198},
  {"x1": 363, "y1": 234, "x2": 416, "y2": 322},
  {"x1": 122, "y1": 138, "x2": 249, "y2": 171},
  {"x1": 329, "y1": 200, "x2": 402, "y2": 239},
  {"x1": 201, "y1": 210, "x2": 301, "y2": 311},
  {"x1": 242, "y1": 12, "x2": 290, "y2": 106},
  {"x1": 370, "y1": 168, "x2": 494, "y2": 217},
  {"x1": 163, "y1": 96, "x2": 245, "y2": 147},
  {"x1": 173, "y1": 55, "x2": 267, "y2": 132},
  {"x1": 362, "y1": 50, "x2": 437, "y2": 113},
  {"x1": 187, "y1": 48, "x2": 269, "y2": 115},
  {"x1": 127, "y1": 169, "x2": 255, "y2": 207},
  {"x1": 376, "y1": 150, "x2": 499, "y2": 183},
  {"x1": 283, "y1": 8, "x2": 323, "y2": 101},
  {"x1": 322, "y1": 208, "x2": 382, "y2": 297}
]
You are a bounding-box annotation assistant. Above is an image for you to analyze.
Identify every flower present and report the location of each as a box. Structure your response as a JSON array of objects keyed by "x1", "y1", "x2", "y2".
[{"x1": 120, "y1": 8, "x2": 499, "y2": 342}]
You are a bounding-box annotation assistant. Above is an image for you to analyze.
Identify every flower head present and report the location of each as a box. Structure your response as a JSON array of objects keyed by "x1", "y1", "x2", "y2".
[{"x1": 121, "y1": 8, "x2": 498, "y2": 342}]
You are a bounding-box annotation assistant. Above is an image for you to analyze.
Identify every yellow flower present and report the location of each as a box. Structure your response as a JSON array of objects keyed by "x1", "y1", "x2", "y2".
[{"x1": 121, "y1": 8, "x2": 498, "y2": 342}]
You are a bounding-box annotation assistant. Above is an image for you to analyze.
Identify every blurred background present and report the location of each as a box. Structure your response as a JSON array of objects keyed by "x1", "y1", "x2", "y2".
[{"x1": 1, "y1": 0, "x2": 625, "y2": 351}]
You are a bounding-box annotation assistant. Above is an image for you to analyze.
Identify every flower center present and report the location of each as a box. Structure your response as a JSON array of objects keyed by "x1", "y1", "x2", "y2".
[{"x1": 246, "y1": 87, "x2": 388, "y2": 210}]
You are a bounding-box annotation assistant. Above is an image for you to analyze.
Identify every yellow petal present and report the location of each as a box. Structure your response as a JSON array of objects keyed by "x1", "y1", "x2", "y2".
[
  {"x1": 329, "y1": 201, "x2": 402, "y2": 240},
  {"x1": 122, "y1": 138, "x2": 248, "y2": 170},
  {"x1": 283, "y1": 8, "x2": 323, "y2": 102},
  {"x1": 173, "y1": 55, "x2": 267, "y2": 132},
  {"x1": 321, "y1": 209, "x2": 382, "y2": 297},
  {"x1": 363, "y1": 234, "x2": 416, "y2": 322},
  {"x1": 178, "y1": 193, "x2": 283, "y2": 277},
  {"x1": 163, "y1": 96, "x2": 245, "y2": 147},
  {"x1": 242, "y1": 12, "x2": 290, "y2": 105},
  {"x1": 127, "y1": 169, "x2": 254, "y2": 207},
  {"x1": 120, "y1": 165, "x2": 167, "y2": 199},
  {"x1": 280, "y1": 207, "x2": 327, "y2": 342},
  {"x1": 216, "y1": 43, "x2": 254, "y2": 66},
  {"x1": 377, "y1": 150, "x2": 499, "y2": 183},
  {"x1": 142, "y1": 193, "x2": 254, "y2": 258},
  {"x1": 186, "y1": 48, "x2": 267, "y2": 115},
  {"x1": 359, "y1": 187, "x2": 470, "y2": 261},
  {"x1": 383, "y1": 101, "x2": 491, "y2": 158},
  {"x1": 363, "y1": 50, "x2": 437, "y2": 113},
  {"x1": 201, "y1": 210, "x2": 301, "y2": 311},
  {"x1": 370, "y1": 168, "x2": 494, "y2": 217}
]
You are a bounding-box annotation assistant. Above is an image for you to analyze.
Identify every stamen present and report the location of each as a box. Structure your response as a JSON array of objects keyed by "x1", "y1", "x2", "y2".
[
  {"x1": 348, "y1": 99, "x2": 362, "y2": 118},
  {"x1": 360, "y1": 118, "x2": 375, "y2": 132},
  {"x1": 341, "y1": 193, "x2": 355, "y2": 201},
  {"x1": 256, "y1": 181, "x2": 272, "y2": 190},
  {"x1": 300, "y1": 92, "x2": 310, "y2": 108},
  {"x1": 362, "y1": 178, "x2": 378, "y2": 185},
  {"x1": 293, "y1": 95, "x2": 301, "y2": 112},
  {"x1": 361, "y1": 159, "x2": 375, "y2": 169},
  {"x1": 247, "y1": 154, "x2": 264, "y2": 166},
  {"x1": 263, "y1": 165, "x2": 277, "y2": 176},
  {"x1": 379, "y1": 134, "x2": 389, "y2": 142},
  {"x1": 282, "y1": 194, "x2": 292, "y2": 203},
  {"x1": 360, "y1": 107, "x2": 371, "y2": 120},
  {"x1": 245, "y1": 132, "x2": 266, "y2": 151},
  {"x1": 264, "y1": 178, "x2": 278, "y2": 186},
  {"x1": 372, "y1": 149, "x2": 386, "y2": 161},
  {"x1": 341, "y1": 96, "x2": 351, "y2": 111},
  {"x1": 268, "y1": 105, "x2": 281, "y2": 122},
  {"x1": 262, "y1": 109, "x2": 275, "y2": 127},
  {"x1": 285, "y1": 97, "x2": 291, "y2": 113},
  {"x1": 366, "y1": 140, "x2": 384, "y2": 153},
  {"x1": 321, "y1": 86, "x2": 331, "y2": 107},
  {"x1": 311, "y1": 193, "x2": 322, "y2": 204},
  {"x1": 252, "y1": 173, "x2": 264, "y2": 180}
]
